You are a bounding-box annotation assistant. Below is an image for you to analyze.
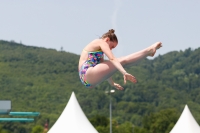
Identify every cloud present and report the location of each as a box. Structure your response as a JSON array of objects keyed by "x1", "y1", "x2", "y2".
[{"x1": 111, "y1": 0, "x2": 122, "y2": 30}]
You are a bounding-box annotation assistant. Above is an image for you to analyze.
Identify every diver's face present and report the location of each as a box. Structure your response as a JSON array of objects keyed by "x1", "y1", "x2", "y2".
[{"x1": 107, "y1": 40, "x2": 118, "y2": 50}]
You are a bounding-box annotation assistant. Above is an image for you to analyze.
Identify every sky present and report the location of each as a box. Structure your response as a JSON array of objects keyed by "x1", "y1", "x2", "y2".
[{"x1": 0, "y1": 0, "x2": 200, "y2": 58}]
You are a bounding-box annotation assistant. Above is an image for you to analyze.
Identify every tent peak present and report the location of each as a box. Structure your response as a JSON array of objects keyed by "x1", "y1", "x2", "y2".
[{"x1": 170, "y1": 104, "x2": 200, "y2": 133}]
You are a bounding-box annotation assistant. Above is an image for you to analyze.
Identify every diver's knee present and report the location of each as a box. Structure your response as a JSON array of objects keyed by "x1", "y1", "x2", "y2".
[{"x1": 120, "y1": 59, "x2": 128, "y2": 66}]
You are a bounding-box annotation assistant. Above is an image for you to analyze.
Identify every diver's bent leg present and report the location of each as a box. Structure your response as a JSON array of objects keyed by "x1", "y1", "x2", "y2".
[
  {"x1": 86, "y1": 61, "x2": 118, "y2": 87},
  {"x1": 86, "y1": 49, "x2": 149, "y2": 87},
  {"x1": 118, "y1": 48, "x2": 149, "y2": 67},
  {"x1": 118, "y1": 42, "x2": 162, "y2": 67},
  {"x1": 86, "y1": 42, "x2": 162, "y2": 87}
]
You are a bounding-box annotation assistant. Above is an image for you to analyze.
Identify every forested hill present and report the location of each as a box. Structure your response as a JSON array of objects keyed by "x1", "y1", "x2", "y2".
[{"x1": 0, "y1": 40, "x2": 200, "y2": 133}]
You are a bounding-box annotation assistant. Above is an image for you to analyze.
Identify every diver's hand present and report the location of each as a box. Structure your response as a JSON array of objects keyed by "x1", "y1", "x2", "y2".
[
  {"x1": 123, "y1": 72, "x2": 137, "y2": 84},
  {"x1": 113, "y1": 83, "x2": 124, "y2": 91}
]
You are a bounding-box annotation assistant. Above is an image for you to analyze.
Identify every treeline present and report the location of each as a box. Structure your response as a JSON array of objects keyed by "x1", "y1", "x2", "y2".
[{"x1": 0, "y1": 40, "x2": 199, "y2": 133}]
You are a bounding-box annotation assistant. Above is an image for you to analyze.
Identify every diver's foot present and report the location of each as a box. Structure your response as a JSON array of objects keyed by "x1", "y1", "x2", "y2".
[{"x1": 148, "y1": 42, "x2": 162, "y2": 57}]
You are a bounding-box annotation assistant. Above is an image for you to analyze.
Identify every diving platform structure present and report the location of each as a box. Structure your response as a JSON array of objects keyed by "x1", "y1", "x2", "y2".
[{"x1": 0, "y1": 100, "x2": 40, "y2": 122}]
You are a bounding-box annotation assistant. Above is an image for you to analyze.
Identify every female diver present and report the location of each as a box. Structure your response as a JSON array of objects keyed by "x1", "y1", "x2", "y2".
[{"x1": 78, "y1": 29, "x2": 162, "y2": 90}]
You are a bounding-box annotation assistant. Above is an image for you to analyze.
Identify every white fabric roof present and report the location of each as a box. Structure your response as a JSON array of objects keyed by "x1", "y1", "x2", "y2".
[
  {"x1": 48, "y1": 92, "x2": 98, "y2": 133},
  {"x1": 170, "y1": 105, "x2": 200, "y2": 133}
]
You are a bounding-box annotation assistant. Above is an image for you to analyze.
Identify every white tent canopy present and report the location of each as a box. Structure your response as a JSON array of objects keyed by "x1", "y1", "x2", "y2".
[
  {"x1": 48, "y1": 92, "x2": 98, "y2": 133},
  {"x1": 170, "y1": 105, "x2": 200, "y2": 133}
]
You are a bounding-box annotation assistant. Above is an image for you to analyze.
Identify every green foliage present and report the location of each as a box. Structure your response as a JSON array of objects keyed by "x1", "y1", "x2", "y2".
[
  {"x1": 31, "y1": 125, "x2": 44, "y2": 133},
  {"x1": 0, "y1": 130, "x2": 11, "y2": 133},
  {"x1": 89, "y1": 115, "x2": 109, "y2": 127},
  {"x1": 0, "y1": 40, "x2": 200, "y2": 132},
  {"x1": 134, "y1": 108, "x2": 179, "y2": 133},
  {"x1": 114, "y1": 122, "x2": 133, "y2": 133}
]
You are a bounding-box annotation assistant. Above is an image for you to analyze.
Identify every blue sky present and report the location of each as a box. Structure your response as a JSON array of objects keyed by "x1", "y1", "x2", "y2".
[{"x1": 0, "y1": 0, "x2": 199, "y2": 58}]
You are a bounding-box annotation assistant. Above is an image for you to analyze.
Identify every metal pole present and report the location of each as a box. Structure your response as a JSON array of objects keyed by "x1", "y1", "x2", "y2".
[
  {"x1": 110, "y1": 93, "x2": 112, "y2": 133},
  {"x1": 105, "y1": 89, "x2": 115, "y2": 133}
]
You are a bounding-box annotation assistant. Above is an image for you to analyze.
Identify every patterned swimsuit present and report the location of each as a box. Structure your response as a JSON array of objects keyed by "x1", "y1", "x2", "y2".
[{"x1": 79, "y1": 50, "x2": 104, "y2": 88}]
